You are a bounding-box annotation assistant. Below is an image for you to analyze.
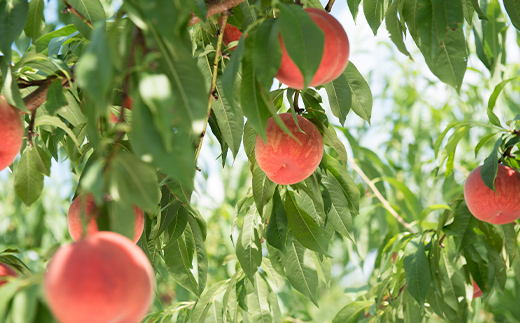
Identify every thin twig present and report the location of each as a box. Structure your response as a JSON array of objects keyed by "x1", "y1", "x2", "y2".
[
  {"x1": 194, "y1": 14, "x2": 228, "y2": 166},
  {"x1": 26, "y1": 109, "x2": 37, "y2": 147},
  {"x1": 349, "y1": 158, "x2": 415, "y2": 232},
  {"x1": 293, "y1": 90, "x2": 303, "y2": 113},
  {"x1": 62, "y1": 0, "x2": 93, "y2": 28},
  {"x1": 325, "y1": 0, "x2": 336, "y2": 12},
  {"x1": 188, "y1": 0, "x2": 247, "y2": 26}
]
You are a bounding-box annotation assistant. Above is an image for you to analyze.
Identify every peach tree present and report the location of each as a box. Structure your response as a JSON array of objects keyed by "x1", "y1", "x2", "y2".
[{"x1": 0, "y1": 0, "x2": 520, "y2": 322}]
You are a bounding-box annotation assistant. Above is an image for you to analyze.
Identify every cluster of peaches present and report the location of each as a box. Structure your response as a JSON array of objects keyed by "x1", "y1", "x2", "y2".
[{"x1": 0, "y1": 6, "x2": 518, "y2": 321}]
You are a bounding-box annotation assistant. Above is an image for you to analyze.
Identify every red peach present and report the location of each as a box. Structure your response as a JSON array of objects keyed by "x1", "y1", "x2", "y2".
[
  {"x1": 276, "y1": 8, "x2": 350, "y2": 89},
  {"x1": 255, "y1": 113, "x2": 323, "y2": 185},
  {"x1": 464, "y1": 164, "x2": 520, "y2": 224},
  {"x1": 44, "y1": 231, "x2": 155, "y2": 323},
  {"x1": 219, "y1": 16, "x2": 242, "y2": 50},
  {"x1": 0, "y1": 95, "x2": 24, "y2": 171},
  {"x1": 68, "y1": 194, "x2": 145, "y2": 243},
  {"x1": 472, "y1": 280, "x2": 482, "y2": 298},
  {"x1": 0, "y1": 263, "x2": 17, "y2": 287},
  {"x1": 110, "y1": 97, "x2": 133, "y2": 123}
]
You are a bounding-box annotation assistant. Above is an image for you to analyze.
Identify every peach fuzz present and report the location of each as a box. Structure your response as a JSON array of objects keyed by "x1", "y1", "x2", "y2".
[
  {"x1": 219, "y1": 16, "x2": 242, "y2": 50},
  {"x1": 0, "y1": 95, "x2": 24, "y2": 171},
  {"x1": 464, "y1": 164, "x2": 520, "y2": 224},
  {"x1": 255, "y1": 113, "x2": 323, "y2": 185},
  {"x1": 44, "y1": 231, "x2": 155, "y2": 323},
  {"x1": 68, "y1": 194, "x2": 144, "y2": 243},
  {"x1": 0, "y1": 263, "x2": 17, "y2": 287},
  {"x1": 276, "y1": 8, "x2": 350, "y2": 89}
]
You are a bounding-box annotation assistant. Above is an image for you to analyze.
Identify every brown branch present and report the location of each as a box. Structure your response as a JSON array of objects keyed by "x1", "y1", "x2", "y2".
[
  {"x1": 293, "y1": 90, "x2": 304, "y2": 113},
  {"x1": 194, "y1": 14, "x2": 228, "y2": 166},
  {"x1": 325, "y1": 0, "x2": 336, "y2": 12},
  {"x1": 26, "y1": 109, "x2": 38, "y2": 147},
  {"x1": 188, "y1": 0, "x2": 247, "y2": 26},
  {"x1": 349, "y1": 158, "x2": 416, "y2": 232},
  {"x1": 62, "y1": 0, "x2": 93, "y2": 28}
]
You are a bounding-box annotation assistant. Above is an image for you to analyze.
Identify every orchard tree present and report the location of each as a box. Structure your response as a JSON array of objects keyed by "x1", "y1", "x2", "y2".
[{"x1": 0, "y1": 0, "x2": 519, "y2": 322}]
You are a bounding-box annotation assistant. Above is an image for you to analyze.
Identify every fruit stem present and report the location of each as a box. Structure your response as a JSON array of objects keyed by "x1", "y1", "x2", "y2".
[
  {"x1": 349, "y1": 157, "x2": 416, "y2": 232},
  {"x1": 293, "y1": 90, "x2": 304, "y2": 113},
  {"x1": 194, "y1": 14, "x2": 229, "y2": 166},
  {"x1": 188, "y1": 0, "x2": 247, "y2": 26},
  {"x1": 27, "y1": 109, "x2": 37, "y2": 147},
  {"x1": 61, "y1": 0, "x2": 93, "y2": 28},
  {"x1": 325, "y1": 0, "x2": 336, "y2": 12}
]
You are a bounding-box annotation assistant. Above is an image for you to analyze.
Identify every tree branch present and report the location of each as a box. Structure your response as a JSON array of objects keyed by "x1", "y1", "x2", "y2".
[
  {"x1": 349, "y1": 158, "x2": 416, "y2": 232},
  {"x1": 61, "y1": 0, "x2": 93, "y2": 28},
  {"x1": 325, "y1": 0, "x2": 336, "y2": 12},
  {"x1": 194, "y1": 13, "x2": 229, "y2": 168},
  {"x1": 188, "y1": 0, "x2": 247, "y2": 26}
]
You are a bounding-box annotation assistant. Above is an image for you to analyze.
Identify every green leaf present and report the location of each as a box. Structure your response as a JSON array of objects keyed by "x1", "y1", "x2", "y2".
[
  {"x1": 252, "y1": 163, "x2": 276, "y2": 216},
  {"x1": 14, "y1": 147, "x2": 51, "y2": 206},
  {"x1": 165, "y1": 234, "x2": 199, "y2": 296},
  {"x1": 222, "y1": 33, "x2": 245, "y2": 114},
  {"x1": 419, "y1": 204, "x2": 451, "y2": 224},
  {"x1": 266, "y1": 188, "x2": 288, "y2": 253},
  {"x1": 443, "y1": 202, "x2": 479, "y2": 254},
  {"x1": 386, "y1": 0, "x2": 411, "y2": 57},
  {"x1": 109, "y1": 150, "x2": 161, "y2": 213},
  {"x1": 285, "y1": 191, "x2": 329, "y2": 255},
  {"x1": 45, "y1": 79, "x2": 68, "y2": 115},
  {"x1": 488, "y1": 78, "x2": 517, "y2": 127},
  {"x1": 504, "y1": 0, "x2": 520, "y2": 30},
  {"x1": 190, "y1": 281, "x2": 227, "y2": 322},
  {"x1": 404, "y1": 241, "x2": 431, "y2": 306},
  {"x1": 67, "y1": 0, "x2": 105, "y2": 39},
  {"x1": 152, "y1": 187, "x2": 183, "y2": 240},
  {"x1": 186, "y1": 214, "x2": 208, "y2": 295},
  {"x1": 107, "y1": 200, "x2": 135, "y2": 241},
  {"x1": 331, "y1": 63, "x2": 373, "y2": 124},
  {"x1": 481, "y1": 136, "x2": 503, "y2": 192},
  {"x1": 236, "y1": 210, "x2": 262, "y2": 282},
  {"x1": 278, "y1": 4, "x2": 324, "y2": 88},
  {"x1": 286, "y1": 241, "x2": 319, "y2": 306},
  {"x1": 34, "y1": 115, "x2": 81, "y2": 147},
  {"x1": 252, "y1": 18, "x2": 281, "y2": 89},
  {"x1": 347, "y1": 0, "x2": 362, "y2": 21},
  {"x1": 24, "y1": 0, "x2": 44, "y2": 39},
  {"x1": 75, "y1": 22, "x2": 112, "y2": 109},
  {"x1": 332, "y1": 301, "x2": 372, "y2": 323},
  {"x1": 475, "y1": 132, "x2": 500, "y2": 158},
  {"x1": 246, "y1": 274, "x2": 273, "y2": 322},
  {"x1": 35, "y1": 24, "x2": 77, "y2": 52},
  {"x1": 326, "y1": 155, "x2": 360, "y2": 214},
  {"x1": 364, "y1": 0, "x2": 391, "y2": 35},
  {"x1": 322, "y1": 172, "x2": 355, "y2": 241},
  {"x1": 0, "y1": 0, "x2": 28, "y2": 54},
  {"x1": 240, "y1": 56, "x2": 270, "y2": 141}
]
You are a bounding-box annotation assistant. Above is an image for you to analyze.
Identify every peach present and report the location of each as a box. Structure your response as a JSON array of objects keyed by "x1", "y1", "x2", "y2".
[
  {"x1": 276, "y1": 8, "x2": 350, "y2": 89},
  {"x1": 0, "y1": 95, "x2": 24, "y2": 171},
  {"x1": 464, "y1": 164, "x2": 520, "y2": 224},
  {"x1": 44, "y1": 232, "x2": 155, "y2": 323},
  {"x1": 219, "y1": 16, "x2": 242, "y2": 50},
  {"x1": 472, "y1": 280, "x2": 482, "y2": 298},
  {"x1": 0, "y1": 263, "x2": 17, "y2": 287},
  {"x1": 255, "y1": 113, "x2": 323, "y2": 185},
  {"x1": 110, "y1": 97, "x2": 133, "y2": 123},
  {"x1": 68, "y1": 194, "x2": 144, "y2": 243}
]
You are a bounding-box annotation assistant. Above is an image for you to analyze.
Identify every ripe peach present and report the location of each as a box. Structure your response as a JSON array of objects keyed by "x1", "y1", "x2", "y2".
[
  {"x1": 0, "y1": 95, "x2": 24, "y2": 171},
  {"x1": 276, "y1": 8, "x2": 350, "y2": 89},
  {"x1": 472, "y1": 280, "x2": 482, "y2": 298},
  {"x1": 44, "y1": 232, "x2": 155, "y2": 323},
  {"x1": 255, "y1": 113, "x2": 323, "y2": 185},
  {"x1": 219, "y1": 16, "x2": 242, "y2": 50},
  {"x1": 110, "y1": 97, "x2": 133, "y2": 123},
  {"x1": 464, "y1": 164, "x2": 520, "y2": 224},
  {"x1": 0, "y1": 263, "x2": 17, "y2": 287},
  {"x1": 68, "y1": 194, "x2": 144, "y2": 243}
]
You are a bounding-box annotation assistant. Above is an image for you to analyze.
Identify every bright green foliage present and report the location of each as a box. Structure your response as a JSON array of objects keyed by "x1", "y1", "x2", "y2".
[{"x1": 0, "y1": 0, "x2": 519, "y2": 322}]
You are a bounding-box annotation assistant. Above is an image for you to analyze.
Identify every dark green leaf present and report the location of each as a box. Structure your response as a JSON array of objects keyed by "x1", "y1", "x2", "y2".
[
  {"x1": 24, "y1": 0, "x2": 44, "y2": 39},
  {"x1": 481, "y1": 136, "x2": 503, "y2": 192},
  {"x1": 278, "y1": 4, "x2": 324, "y2": 88},
  {"x1": 67, "y1": 0, "x2": 105, "y2": 38},
  {"x1": 364, "y1": 0, "x2": 391, "y2": 35},
  {"x1": 0, "y1": 0, "x2": 28, "y2": 54},
  {"x1": 14, "y1": 147, "x2": 51, "y2": 206},
  {"x1": 504, "y1": 0, "x2": 520, "y2": 30},
  {"x1": 286, "y1": 241, "x2": 319, "y2": 306},
  {"x1": 266, "y1": 188, "x2": 288, "y2": 252},
  {"x1": 165, "y1": 234, "x2": 199, "y2": 296},
  {"x1": 347, "y1": 0, "x2": 362, "y2": 21},
  {"x1": 322, "y1": 172, "x2": 355, "y2": 241},
  {"x1": 332, "y1": 301, "x2": 372, "y2": 323},
  {"x1": 252, "y1": 19, "x2": 281, "y2": 89},
  {"x1": 386, "y1": 0, "x2": 411, "y2": 57},
  {"x1": 252, "y1": 163, "x2": 276, "y2": 216},
  {"x1": 236, "y1": 210, "x2": 262, "y2": 282},
  {"x1": 403, "y1": 241, "x2": 431, "y2": 306},
  {"x1": 45, "y1": 79, "x2": 68, "y2": 115}
]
